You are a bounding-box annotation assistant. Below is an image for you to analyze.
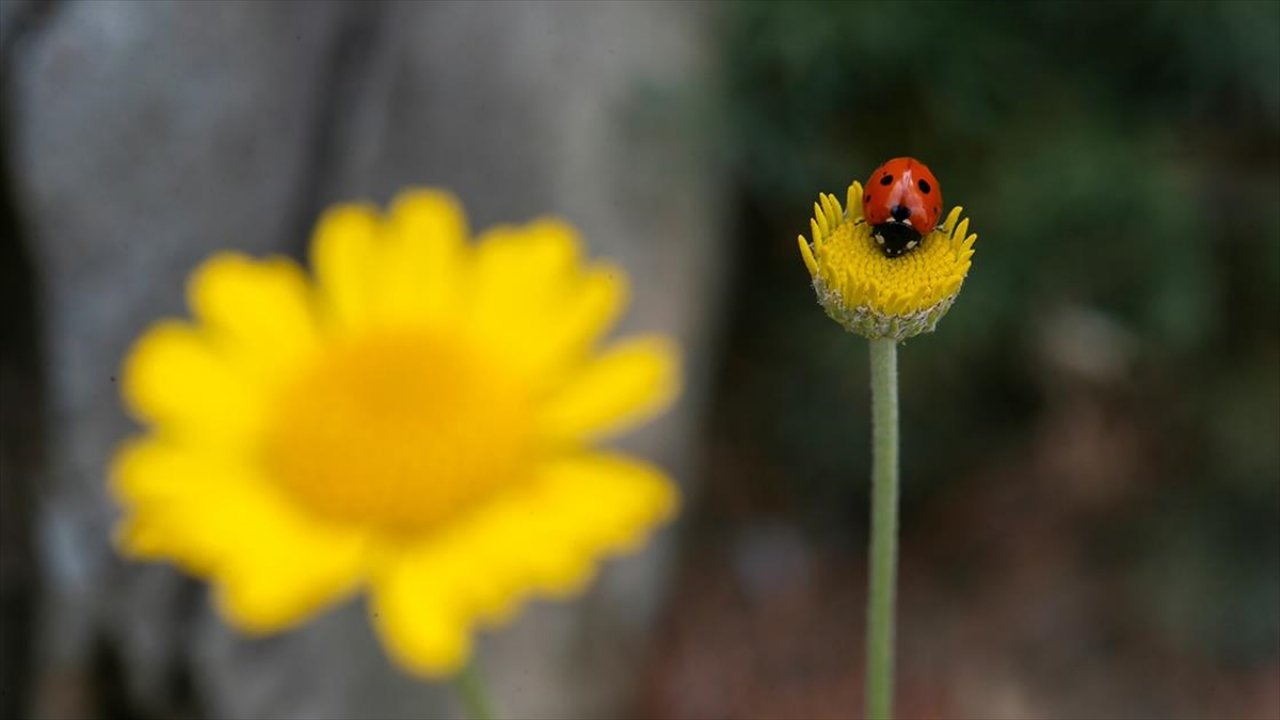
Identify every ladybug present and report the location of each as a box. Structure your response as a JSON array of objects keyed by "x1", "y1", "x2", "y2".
[{"x1": 862, "y1": 157, "x2": 943, "y2": 258}]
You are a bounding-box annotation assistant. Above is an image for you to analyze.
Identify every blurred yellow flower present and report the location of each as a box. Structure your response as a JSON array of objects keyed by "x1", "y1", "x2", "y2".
[
  {"x1": 797, "y1": 180, "x2": 977, "y2": 341},
  {"x1": 111, "y1": 189, "x2": 680, "y2": 677}
]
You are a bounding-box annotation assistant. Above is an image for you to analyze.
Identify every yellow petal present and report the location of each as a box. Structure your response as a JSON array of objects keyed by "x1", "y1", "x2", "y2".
[
  {"x1": 822, "y1": 193, "x2": 841, "y2": 226},
  {"x1": 541, "y1": 335, "x2": 680, "y2": 442},
  {"x1": 120, "y1": 321, "x2": 263, "y2": 451},
  {"x1": 463, "y1": 219, "x2": 628, "y2": 386},
  {"x1": 814, "y1": 202, "x2": 829, "y2": 237},
  {"x1": 463, "y1": 224, "x2": 529, "y2": 337},
  {"x1": 372, "y1": 189, "x2": 469, "y2": 325},
  {"x1": 508, "y1": 219, "x2": 582, "y2": 285},
  {"x1": 942, "y1": 206, "x2": 963, "y2": 235},
  {"x1": 110, "y1": 438, "x2": 366, "y2": 627},
  {"x1": 370, "y1": 546, "x2": 472, "y2": 678},
  {"x1": 524, "y1": 262, "x2": 629, "y2": 378},
  {"x1": 187, "y1": 253, "x2": 318, "y2": 386},
  {"x1": 952, "y1": 217, "x2": 971, "y2": 246},
  {"x1": 466, "y1": 219, "x2": 583, "y2": 341},
  {"x1": 846, "y1": 181, "x2": 864, "y2": 220},
  {"x1": 368, "y1": 452, "x2": 677, "y2": 678},
  {"x1": 111, "y1": 438, "x2": 367, "y2": 633},
  {"x1": 798, "y1": 236, "x2": 818, "y2": 276},
  {"x1": 310, "y1": 203, "x2": 381, "y2": 332},
  {"x1": 516, "y1": 452, "x2": 679, "y2": 591}
]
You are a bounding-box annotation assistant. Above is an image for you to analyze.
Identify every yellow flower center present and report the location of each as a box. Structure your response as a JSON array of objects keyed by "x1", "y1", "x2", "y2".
[
  {"x1": 799, "y1": 183, "x2": 974, "y2": 318},
  {"x1": 820, "y1": 218, "x2": 967, "y2": 314},
  {"x1": 263, "y1": 330, "x2": 535, "y2": 536}
]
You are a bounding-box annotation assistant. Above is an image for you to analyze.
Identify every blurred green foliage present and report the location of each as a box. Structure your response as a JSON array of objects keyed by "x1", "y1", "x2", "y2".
[
  {"x1": 725, "y1": 0, "x2": 1278, "y2": 345},
  {"x1": 710, "y1": 0, "x2": 1279, "y2": 668}
]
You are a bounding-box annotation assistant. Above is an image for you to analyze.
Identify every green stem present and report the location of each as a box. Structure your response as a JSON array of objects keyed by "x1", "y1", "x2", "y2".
[
  {"x1": 455, "y1": 658, "x2": 498, "y2": 720},
  {"x1": 866, "y1": 338, "x2": 899, "y2": 720}
]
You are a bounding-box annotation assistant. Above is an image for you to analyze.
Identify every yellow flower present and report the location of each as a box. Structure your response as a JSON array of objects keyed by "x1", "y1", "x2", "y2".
[
  {"x1": 110, "y1": 189, "x2": 681, "y2": 677},
  {"x1": 797, "y1": 180, "x2": 977, "y2": 341}
]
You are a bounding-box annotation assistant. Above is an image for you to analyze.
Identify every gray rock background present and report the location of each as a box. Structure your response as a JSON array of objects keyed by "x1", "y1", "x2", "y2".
[{"x1": 1, "y1": 2, "x2": 723, "y2": 717}]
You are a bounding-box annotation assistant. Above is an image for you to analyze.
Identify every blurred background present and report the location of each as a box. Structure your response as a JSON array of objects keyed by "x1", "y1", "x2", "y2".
[{"x1": 1, "y1": 1, "x2": 1277, "y2": 718}]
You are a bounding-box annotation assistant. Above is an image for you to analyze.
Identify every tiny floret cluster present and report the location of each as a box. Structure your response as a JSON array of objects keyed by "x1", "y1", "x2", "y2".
[{"x1": 797, "y1": 180, "x2": 976, "y2": 341}]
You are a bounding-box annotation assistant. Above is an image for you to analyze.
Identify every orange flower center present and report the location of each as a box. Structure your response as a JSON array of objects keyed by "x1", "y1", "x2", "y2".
[{"x1": 262, "y1": 330, "x2": 535, "y2": 536}]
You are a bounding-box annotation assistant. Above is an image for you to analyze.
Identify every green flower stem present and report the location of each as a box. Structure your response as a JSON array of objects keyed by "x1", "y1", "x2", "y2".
[
  {"x1": 455, "y1": 659, "x2": 498, "y2": 720},
  {"x1": 866, "y1": 337, "x2": 899, "y2": 720}
]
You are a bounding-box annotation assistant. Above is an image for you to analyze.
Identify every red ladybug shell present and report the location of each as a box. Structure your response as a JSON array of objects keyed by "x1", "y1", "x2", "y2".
[{"x1": 862, "y1": 157, "x2": 943, "y2": 234}]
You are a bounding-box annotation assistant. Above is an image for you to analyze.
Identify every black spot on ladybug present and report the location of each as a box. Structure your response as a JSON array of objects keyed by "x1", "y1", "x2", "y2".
[
  {"x1": 879, "y1": 174, "x2": 893, "y2": 186},
  {"x1": 917, "y1": 179, "x2": 931, "y2": 193},
  {"x1": 865, "y1": 192, "x2": 872, "y2": 202}
]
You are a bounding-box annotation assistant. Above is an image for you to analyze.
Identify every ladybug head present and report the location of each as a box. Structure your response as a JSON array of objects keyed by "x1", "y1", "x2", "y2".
[{"x1": 871, "y1": 222, "x2": 922, "y2": 258}]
